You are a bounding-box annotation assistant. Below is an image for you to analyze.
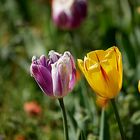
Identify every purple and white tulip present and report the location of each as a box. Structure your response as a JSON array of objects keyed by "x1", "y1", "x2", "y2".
[
  {"x1": 52, "y1": 0, "x2": 87, "y2": 29},
  {"x1": 30, "y1": 51, "x2": 76, "y2": 98}
]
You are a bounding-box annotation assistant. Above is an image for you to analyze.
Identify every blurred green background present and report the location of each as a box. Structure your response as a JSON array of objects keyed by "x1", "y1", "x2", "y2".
[{"x1": 0, "y1": 0, "x2": 140, "y2": 140}]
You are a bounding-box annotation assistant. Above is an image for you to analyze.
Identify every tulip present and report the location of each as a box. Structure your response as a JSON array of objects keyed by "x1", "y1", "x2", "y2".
[
  {"x1": 30, "y1": 50, "x2": 76, "y2": 98},
  {"x1": 52, "y1": 0, "x2": 87, "y2": 29},
  {"x1": 78, "y1": 46, "x2": 123, "y2": 106},
  {"x1": 78, "y1": 47, "x2": 126, "y2": 140},
  {"x1": 30, "y1": 51, "x2": 76, "y2": 140},
  {"x1": 138, "y1": 80, "x2": 140, "y2": 93}
]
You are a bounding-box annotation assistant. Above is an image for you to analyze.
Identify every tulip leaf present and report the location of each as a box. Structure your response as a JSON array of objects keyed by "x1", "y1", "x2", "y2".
[
  {"x1": 77, "y1": 129, "x2": 86, "y2": 140},
  {"x1": 99, "y1": 108, "x2": 110, "y2": 140},
  {"x1": 67, "y1": 109, "x2": 78, "y2": 139}
]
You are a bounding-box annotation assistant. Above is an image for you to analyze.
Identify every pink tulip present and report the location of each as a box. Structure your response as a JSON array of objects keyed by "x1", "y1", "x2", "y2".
[
  {"x1": 30, "y1": 51, "x2": 76, "y2": 98},
  {"x1": 52, "y1": 0, "x2": 87, "y2": 29}
]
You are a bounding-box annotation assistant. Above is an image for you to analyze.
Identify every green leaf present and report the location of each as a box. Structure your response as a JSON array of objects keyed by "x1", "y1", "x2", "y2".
[{"x1": 77, "y1": 129, "x2": 86, "y2": 140}]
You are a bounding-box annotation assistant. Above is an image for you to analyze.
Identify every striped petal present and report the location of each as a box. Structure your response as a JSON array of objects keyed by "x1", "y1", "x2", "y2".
[{"x1": 31, "y1": 64, "x2": 53, "y2": 96}]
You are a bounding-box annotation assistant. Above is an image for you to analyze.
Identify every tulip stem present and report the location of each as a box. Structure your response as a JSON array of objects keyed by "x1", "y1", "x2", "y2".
[
  {"x1": 99, "y1": 108, "x2": 105, "y2": 140},
  {"x1": 58, "y1": 98, "x2": 69, "y2": 140},
  {"x1": 99, "y1": 108, "x2": 110, "y2": 140},
  {"x1": 111, "y1": 99, "x2": 126, "y2": 140}
]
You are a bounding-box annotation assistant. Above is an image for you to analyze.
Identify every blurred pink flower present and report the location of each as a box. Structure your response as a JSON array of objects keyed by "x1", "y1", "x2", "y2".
[
  {"x1": 15, "y1": 134, "x2": 26, "y2": 140},
  {"x1": 24, "y1": 101, "x2": 42, "y2": 116},
  {"x1": 52, "y1": 0, "x2": 87, "y2": 29}
]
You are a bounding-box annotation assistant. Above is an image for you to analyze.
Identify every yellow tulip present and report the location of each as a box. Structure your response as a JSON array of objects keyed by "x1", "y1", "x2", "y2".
[
  {"x1": 78, "y1": 46, "x2": 123, "y2": 107},
  {"x1": 138, "y1": 80, "x2": 140, "y2": 93}
]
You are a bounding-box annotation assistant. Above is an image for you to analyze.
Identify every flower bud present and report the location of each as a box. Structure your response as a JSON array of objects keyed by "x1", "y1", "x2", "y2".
[
  {"x1": 30, "y1": 51, "x2": 76, "y2": 98},
  {"x1": 78, "y1": 47, "x2": 123, "y2": 107},
  {"x1": 52, "y1": 0, "x2": 87, "y2": 29}
]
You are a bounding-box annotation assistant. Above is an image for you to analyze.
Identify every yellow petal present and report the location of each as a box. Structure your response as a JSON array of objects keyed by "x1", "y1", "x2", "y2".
[
  {"x1": 105, "y1": 47, "x2": 118, "y2": 70},
  {"x1": 77, "y1": 59, "x2": 89, "y2": 79},
  {"x1": 77, "y1": 59, "x2": 84, "y2": 69},
  {"x1": 86, "y1": 67, "x2": 109, "y2": 98},
  {"x1": 100, "y1": 62, "x2": 120, "y2": 98},
  {"x1": 117, "y1": 49, "x2": 123, "y2": 90},
  {"x1": 104, "y1": 46, "x2": 123, "y2": 90},
  {"x1": 78, "y1": 58, "x2": 107, "y2": 97},
  {"x1": 138, "y1": 80, "x2": 140, "y2": 93},
  {"x1": 77, "y1": 59, "x2": 85, "y2": 75},
  {"x1": 84, "y1": 57, "x2": 99, "y2": 72},
  {"x1": 87, "y1": 50, "x2": 106, "y2": 62},
  {"x1": 106, "y1": 68, "x2": 120, "y2": 98}
]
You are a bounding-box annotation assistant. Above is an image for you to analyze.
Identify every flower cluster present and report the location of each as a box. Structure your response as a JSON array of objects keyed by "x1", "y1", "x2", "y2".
[
  {"x1": 30, "y1": 47, "x2": 124, "y2": 107},
  {"x1": 30, "y1": 47, "x2": 125, "y2": 140}
]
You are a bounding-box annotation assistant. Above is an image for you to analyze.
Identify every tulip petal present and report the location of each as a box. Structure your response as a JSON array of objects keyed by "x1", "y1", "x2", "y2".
[
  {"x1": 78, "y1": 59, "x2": 107, "y2": 97},
  {"x1": 98, "y1": 61, "x2": 120, "y2": 98},
  {"x1": 60, "y1": 53, "x2": 74, "y2": 93},
  {"x1": 31, "y1": 64, "x2": 53, "y2": 96},
  {"x1": 48, "y1": 50, "x2": 61, "y2": 63},
  {"x1": 78, "y1": 59, "x2": 104, "y2": 94},
  {"x1": 68, "y1": 52, "x2": 76, "y2": 90},
  {"x1": 88, "y1": 69, "x2": 109, "y2": 97},
  {"x1": 52, "y1": 60, "x2": 70, "y2": 97},
  {"x1": 87, "y1": 50, "x2": 106, "y2": 62},
  {"x1": 77, "y1": 59, "x2": 85, "y2": 73},
  {"x1": 69, "y1": 69, "x2": 76, "y2": 91},
  {"x1": 51, "y1": 63, "x2": 63, "y2": 97},
  {"x1": 39, "y1": 55, "x2": 47, "y2": 67},
  {"x1": 138, "y1": 80, "x2": 140, "y2": 93},
  {"x1": 106, "y1": 68, "x2": 120, "y2": 98},
  {"x1": 104, "y1": 47, "x2": 123, "y2": 90},
  {"x1": 55, "y1": 11, "x2": 68, "y2": 27},
  {"x1": 73, "y1": 0, "x2": 87, "y2": 19},
  {"x1": 105, "y1": 47, "x2": 119, "y2": 70},
  {"x1": 59, "y1": 63, "x2": 70, "y2": 96},
  {"x1": 83, "y1": 56, "x2": 99, "y2": 72},
  {"x1": 116, "y1": 48, "x2": 123, "y2": 89}
]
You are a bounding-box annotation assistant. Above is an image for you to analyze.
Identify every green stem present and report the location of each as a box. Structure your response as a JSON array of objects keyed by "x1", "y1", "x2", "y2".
[
  {"x1": 99, "y1": 108, "x2": 110, "y2": 140},
  {"x1": 111, "y1": 99, "x2": 126, "y2": 140},
  {"x1": 99, "y1": 108, "x2": 105, "y2": 140},
  {"x1": 58, "y1": 98, "x2": 69, "y2": 140}
]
